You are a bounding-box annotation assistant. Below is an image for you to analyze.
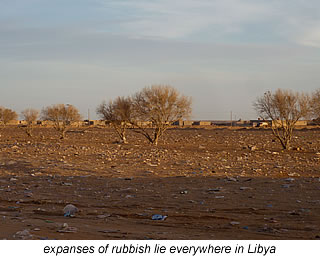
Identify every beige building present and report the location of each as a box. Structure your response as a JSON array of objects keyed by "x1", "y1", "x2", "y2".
[
  {"x1": 173, "y1": 120, "x2": 194, "y2": 126},
  {"x1": 192, "y1": 121, "x2": 212, "y2": 126},
  {"x1": 272, "y1": 120, "x2": 308, "y2": 127}
]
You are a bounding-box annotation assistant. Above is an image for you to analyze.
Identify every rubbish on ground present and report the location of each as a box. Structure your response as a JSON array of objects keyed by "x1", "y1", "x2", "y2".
[
  {"x1": 152, "y1": 214, "x2": 167, "y2": 221},
  {"x1": 63, "y1": 204, "x2": 78, "y2": 217}
]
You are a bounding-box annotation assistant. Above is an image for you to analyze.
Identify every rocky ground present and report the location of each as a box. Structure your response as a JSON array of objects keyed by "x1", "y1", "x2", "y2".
[{"x1": 0, "y1": 125, "x2": 320, "y2": 239}]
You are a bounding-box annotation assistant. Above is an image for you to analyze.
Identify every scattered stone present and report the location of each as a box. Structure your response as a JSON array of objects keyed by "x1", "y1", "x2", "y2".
[
  {"x1": 61, "y1": 182, "x2": 72, "y2": 186},
  {"x1": 287, "y1": 172, "x2": 300, "y2": 177},
  {"x1": 284, "y1": 178, "x2": 295, "y2": 182},
  {"x1": 248, "y1": 145, "x2": 257, "y2": 151},
  {"x1": 230, "y1": 221, "x2": 240, "y2": 225},
  {"x1": 208, "y1": 188, "x2": 221, "y2": 192},
  {"x1": 226, "y1": 177, "x2": 238, "y2": 182},
  {"x1": 289, "y1": 211, "x2": 300, "y2": 216},
  {"x1": 98, "y1": 229, "x2": 120, "y2": 233},
  {"x1": 97, "y1": 214, "x2": 111, "y2": 219}
]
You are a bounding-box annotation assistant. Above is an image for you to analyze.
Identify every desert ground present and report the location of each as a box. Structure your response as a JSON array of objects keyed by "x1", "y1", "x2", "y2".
[{"x1": 0, "y1": 125, "x2": 320, "y2": 240}]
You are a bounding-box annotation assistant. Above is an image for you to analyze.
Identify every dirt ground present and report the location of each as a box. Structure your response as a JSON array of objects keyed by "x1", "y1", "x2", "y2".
[{"x1": 0, "y1": 125, "x2": 320, "y2": 240}]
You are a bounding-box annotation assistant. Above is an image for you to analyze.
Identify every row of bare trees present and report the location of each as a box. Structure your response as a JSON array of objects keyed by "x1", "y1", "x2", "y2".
[
  {"x1": 254, "y1": 88, "x2": 320, "y2": 150},
  {"x1": 2, "y1": 86, "x2": 320, "y2": 149},
  {"x1": 0, "y1": 107, "x2": 18, "y2": 125},
  {"x1": 41, "y1": 104, "x2": 81, "y2": 139},
  {"x1": 0, "y1": 85, "x2": 191, "y2": 143},
  {"x1": 96, "y1": 85, "x2": 192, "y2": 145},
  {"x1": 0, "y1": 105, "x2": 81, "y2": 139}
]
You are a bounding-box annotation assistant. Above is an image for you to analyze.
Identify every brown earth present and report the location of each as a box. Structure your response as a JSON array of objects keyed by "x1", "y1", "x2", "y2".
[{"x1": 0, "y1": 125, "x2": 320, "y2": 240}]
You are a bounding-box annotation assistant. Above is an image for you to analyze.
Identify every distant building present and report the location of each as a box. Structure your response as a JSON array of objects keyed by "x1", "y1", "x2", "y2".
[
  {"x1": 173, "y1": 120, "x2": 194, "y2": 126},
  {"x1": 271, "y1": 120, "x2": 308, "y2": 127},
  {"x1": 3, "y1": 120, "x2": 19, "y2": 125},
  {"x1": 84, "y1": 120, "x2": 107, "y2": 126},
  {"x1": 192, "y1": 121, "x2": 212, "y2": 126}
]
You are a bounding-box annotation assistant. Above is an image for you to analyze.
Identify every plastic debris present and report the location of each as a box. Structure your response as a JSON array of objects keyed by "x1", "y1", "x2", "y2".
[
  {"x1": 240, "y1": 187, "x2": 252, "y2": 190},
  {"x1": 152, "y1": 214, "x2": 167, "y2": 221},
  {"x1": 63, "y1": 204, "x2": 78, "y2": 217},
  {"x1": 226, "y1": 177, "x2": 238, "y2": 182},
  {"x1": 58, "y1": 223, "x2": 78, "y2": 233},
  {"x1": 14, "y1": 229, "x2": 33, "y2": 239},
  {"x1": 97, "y1": 214, "x2": 111, "y2": 219},
  {"x1": 208, "y1": 188, "x2": 221, "y2": 192},
  {"x1": 285, "y1": 178, "x2": 295, "y2": 182}
]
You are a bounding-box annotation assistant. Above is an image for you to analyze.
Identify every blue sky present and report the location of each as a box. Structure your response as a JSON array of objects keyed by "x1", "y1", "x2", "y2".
[{"x1": 1, "y1": 0, "x2": 320, "y2": 120}]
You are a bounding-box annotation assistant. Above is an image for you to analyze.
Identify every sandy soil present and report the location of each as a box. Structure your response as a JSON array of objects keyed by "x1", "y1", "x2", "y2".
[{"x1": 0, "y1": 126, "x2": 320, "y2": 240}]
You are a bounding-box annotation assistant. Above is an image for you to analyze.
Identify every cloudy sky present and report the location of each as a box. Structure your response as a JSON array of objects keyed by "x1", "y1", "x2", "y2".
[{"x1": 1, "y1": 0, "x2": 320, "y2": 120}]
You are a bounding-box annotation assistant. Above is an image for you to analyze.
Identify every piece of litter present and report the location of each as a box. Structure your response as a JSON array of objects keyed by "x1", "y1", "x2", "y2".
[
  {"x1": 58, "y1": 226, "x2": 78, "y2": 233},
  {"x1": 240, "y1": 187, "x2": 252, "y2": 190},
  {"x1": 63, "y1": 204, "x2": 78, "y2": 217},
  {"x1": 152, "y1": 214, "x2": 167, "y2": 221},
  {"x1": 14, "y1": 229, "x2": 33, "y2": 239}
]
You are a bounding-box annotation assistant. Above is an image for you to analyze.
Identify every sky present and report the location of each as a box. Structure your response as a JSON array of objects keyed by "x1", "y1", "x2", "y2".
[{"x1": 1, "y1": 0, "x2": 320, "y2": 120}]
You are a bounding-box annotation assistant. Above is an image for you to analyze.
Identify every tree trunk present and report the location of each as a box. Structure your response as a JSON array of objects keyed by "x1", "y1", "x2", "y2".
[
  {"x1": 153, "y1": 136, "x2": 159, "y2": 145},
  {"x1": 26, "y1": 127, "x2": 32, "y2": 137},
  {"x1": 60, "y1": 129, "x2": 66, "y2": 139},
  {"x1": 120, "y1": 135, "x2": 128, "y2": 144},
  {"x1": 152, "y1": 128, "x2": 162, "y2": 145},
  {"x1": 280, "y1": 139, "x2": 288, "y2": 150}
]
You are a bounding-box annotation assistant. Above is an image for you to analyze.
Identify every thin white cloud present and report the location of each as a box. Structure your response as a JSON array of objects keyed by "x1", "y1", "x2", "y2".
[
  {"x1": 98, "y1": 0, "x2": 273, "y2": 39},
  {"x1": 97, "y1": 0, "x2": 320, "y2": 47}
]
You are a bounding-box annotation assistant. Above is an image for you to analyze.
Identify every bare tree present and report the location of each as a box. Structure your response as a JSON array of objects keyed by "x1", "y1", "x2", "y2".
[
  {"x1": 97, "y1": 97, "x2": 133, "y2": 143},
  {"x1": 310, "y1": 89, "x2": 320, "y2": 124},
  {"x1": 131, "y1": 85, "x2": 192, "y2": 145},
  {"x1": 0, "y1": 107, "x2": 18, "y2": 125},
  {"x1": 254, "y1": 89, "x2": 310, "y2": 150},
  {"x1": 41, "y1": 104, "x2": 82, "y2": 139},
  {"x1": 21, "y1": 108, "x2": 39, "y2": 137}
]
